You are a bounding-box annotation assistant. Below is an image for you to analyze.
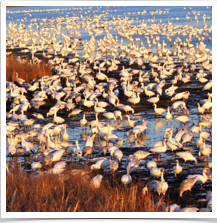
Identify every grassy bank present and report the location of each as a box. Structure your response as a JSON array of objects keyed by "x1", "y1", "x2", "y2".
[
  {"x1": 6, "y1": 55, "x2": 53, "y2": 83},
  {"x1": 6, "y1": 167, "x2": 163, "y2": 212}
]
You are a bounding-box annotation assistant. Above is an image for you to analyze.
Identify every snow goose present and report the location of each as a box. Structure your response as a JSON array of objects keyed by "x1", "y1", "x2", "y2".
[
  {"x1": 149, "y1": 140, "x2": 167, "y2": 156},
  {"x1": 80, "y1": 112, "x2": 87, "y2": 129},
  {"x1": 127, "y1": 92, "x2": 141, "y2": 107},
  {"x1": 103, "y1": 112, "x2": 116, "y2": 123},
  {"x1": 62, "y1": 124, "x2": 69, "y2": 142},
  {"x1": 53, "y1": 110, "x2": 65, "y2": 125},
  {"x1": 126, "y1": 159, "x2": 141, "y2": 174},
  {"x1": 47, "y1": 161, "x2": 66, "y2": 174},
  {"x1": 108, "y1": 146, "x2": 119, "y2": 157},
  {"x1": 175, "y1": 115, "x2": 189, "y2": 124},
  {"x1": 88, "y1": 113, "x2": 99, "y2": 128},
  {"x1": 84, "y1": 134, "x2": 96, "y2": 158},
  {"x1": 7, "y1": 135, "x2": 17, "y2": 156},
  {"x1": 83, "y1": 94, "x2": 95, "y2": 111},
  {"x1": 10, "y1": 109, "x2": 19, "y2": 121},
  {"x1": 95, "y1": 98, "x2": 109, "y2": 108},
  {"x1": 196, "y1": 132, "x2": 203, "y2": 147},
  {"x1": 176, "y1": 151, "x2": 197, "y2": 165},
  {"x1": 113, "y1": 110, "x2": 122, "y2": 121},
  {"x1": 98, "y1": 123, "x2": 114, "y2": 135},
  {"x1": 187, "y1": 168, "x2": 209, "y2": 189},
  {"x1": 179, "y1": 177, "x2": 197, "y2": 197},
  {"x1": 96, "y1": 68, "x2": 108, "y2": 81},
  {"x1": 147, "y1": 94, "x2": 160, "y2": 105},
  {"x1": 121, "y1": 174, "x2": 132, "y2": 186},
  {"x1": 125, "y1": 115, "x2": 138, "y2": 128},
  {"x1": 19, "y1": 135, "x2": 35, "y2": 153},
  {"x1": 198, "y1": 140, "x2": 211, "y2": 161},
  {"x1": 166, "y1": 130, "x2": 183, "y2": 153},
  {"x1": 90, "y1": 158, "x2": 110, "y2": 172},
  {"x1": 72, "y1": 140, "x2": 83, "y2": 158},
  {"x1": 44, "y1": 149, "x2": 65, "y2": 165},
  {"x1": 181, "y1": 132, "x2": 194, "y2": 145},
  {"x1": 172, "y1": 160, "x2": 183, "y2": 178},
  {"x1": 147, "y1": 160, "x2": 157, "y2": 170},
  {"x1": 165, "y1": 106, "x2": 173, "y2": 122},
  {"x1": 202, "y1": 101, "x2": 212, "y2": 112},
  {"x1": 180, "y1": 207, "x2": 199, "y2": 212},
  {"x1": 166, "y1": 204, "x2": 181, "y2": 212},
  {"x1": 202, "y1": 79, "x2": 212, "y2": 91},
  {"x1": 31, "y1": 162, "x2": 42, "y2": 171},
  {"x1": 153, "y1": 104, "x2": 166, "y2": 117},
  {"x1": 144, "y1": 169, "x2": 168, "y2": 197},
  {"x1": 150, "y1": 167, "x2": 164, "y2": 178},
  {"x1": 113, "y1": 149, "x2": 123, "y2": 163},
  {"x1": 132, "y1": 151, "x2": 151, "y2": 160},
  {"x1": 197, "y1": 103, "x2": 205, "y2": 114},
  {"x1": 94, "y1": 102, "x2": 106, "y2": 113},
  {"x1": 144, "y1": 86, "x2": 155, "y2": 97},
  {"x1": 90, "y1": 174, "x2": 103, "y2": 189},
  {"x1": 109, "y1": 159, "x2": 119, "y2": 175},
  {"x1": 118, "y1": 105, "x2": 134, "y2": 114}
]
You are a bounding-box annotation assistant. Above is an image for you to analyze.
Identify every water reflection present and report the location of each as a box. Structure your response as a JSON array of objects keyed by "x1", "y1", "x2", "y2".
[{"x1": 155, "y1": 119, "x2": 167, "y2": 131}]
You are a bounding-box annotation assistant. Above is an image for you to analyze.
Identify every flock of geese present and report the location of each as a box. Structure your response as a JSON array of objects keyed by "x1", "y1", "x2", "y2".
[{"x1": 6, "y1": 6, "x2": 212, "y2": 212}]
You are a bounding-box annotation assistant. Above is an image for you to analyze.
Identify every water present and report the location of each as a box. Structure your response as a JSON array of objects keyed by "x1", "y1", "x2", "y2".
[
  {"x1": 6, "y1": 6, "x2": 212, "y2": 49},
  {"x1": 6, "y1": 5, "x2": 212, "y2": 208}
]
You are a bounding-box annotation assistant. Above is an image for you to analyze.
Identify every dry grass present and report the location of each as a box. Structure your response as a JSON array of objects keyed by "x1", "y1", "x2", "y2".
[
  {"x1": 6, "y1": 167, "x2": 165, "y2": 212},
  {"x1": 6, "y1": 55, "x2": 53, "y2": 83}
]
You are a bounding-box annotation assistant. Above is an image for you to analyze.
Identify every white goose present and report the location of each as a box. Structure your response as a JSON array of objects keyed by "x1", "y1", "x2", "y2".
[
  {"x1": 197, "y1": 103, "x2": 205, "y2": 114},
  {"x1": 198, "y1": 140, "x2": 211, "y2": 161},
  {"x1": 175, "y1": 115, "x2": 189, "y2": 124},
  {"x1": 179, "y1": 177, "x2": 197, "y2": 197},
  {"x1": 166, "y1": 130, "x2": 183, "y2": 153},
  {"x1": 150, "y1": 167, "x2": 164, "y2": 178},
  {"x1": 165, "y1": 106, "x2": 173, "y2": 122},
  {"x1": 153, "y1": 104, "x2": 166, "y2": 117},
  {"x1": 119, "y1": 105, "x2": 134, "y2": 114},
  {"x1": 125, "y1": 115, "x2": 137, "y2": 128},
  {"x1": 19, "y1": 135, "x2": 35, "y2": 153},
  {"x1": 144, "y1": 86, "x2": 155, "y2": 97},
  {"x1": 62, "y1": 124, "x2": 69, "y2": 142},
  {"x1": 80, "y1": 112, "x2": 87, "y2": 129},
  {"x1": 72, "y1": 140, "x2": 82, "y2": 158},
  {"x1": 109, "y1": 160, "x2": 119, "y2": 175},
  {"x1": 94, "y1": 102, "x2": 106, "y2": 113},
  {"x1": 103, "y1": 112, "x2": 116, "y2": 123},
  {"x1": 181, "y1": 132, "x2": 194, "y2": 145},
  {"x1": 187, "y1": 168, "x2": 209, "y2": 189},
  {"x1": 95, "y1": 98, "x2": 109, "y2": 108},
  {"x1": 7, "y1": 135, "x2": 17, "y2": 155},
  {"x1": 176, "y1": 151, "x2": 197, "y2": 165},
  {"x1": 147, "y1": 94, "x2": 160, "y2": 104},
  {"x1": 127, "y1": 92, "x2": 141, "y2": 107},
  {"x1": 90, "y1": 158, "x2": 111, "y2": 171},
  {"x1": 144, "y1": 169, "x2": 168, "y2": 197},
  {"x1": 113, "y1": 148, "x2": 123, "y2": 163},
  {"x1": 53, "y1": 110, "x2": 65, "y2": 125},
  {"x1": 172, "y1": 160, "x2": 183, "y2": 178},
  {"x1": 121, "y1": 174, "x2": 132, "y2": 186},
  {"x1": 149, "y1": 140, "x2": 167, "y2": 156},
  {"x1": 83, "y1": 94, "x2": 95, "y2": 111},
  {"x1": 10, "y1": 108, "x2": 19, "y2": 121},
  {"x1": 90, "y1": 174, "x2": 103, "y2": 189}
]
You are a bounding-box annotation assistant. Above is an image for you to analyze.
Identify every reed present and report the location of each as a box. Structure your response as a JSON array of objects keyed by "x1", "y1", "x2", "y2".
[
  {"x1": 6, "y1": 55, "x2": 53, "y2": 83},
  {"x1": 6, "y1": 167, "x2": 164, "y2": 212}
]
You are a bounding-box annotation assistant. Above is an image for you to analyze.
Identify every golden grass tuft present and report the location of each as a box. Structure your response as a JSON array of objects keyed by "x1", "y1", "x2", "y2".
[
  {"x1": 6, "y1": 167, "x2": 163, "y2": 212},
  {"x1": 6, "y1": 55, "x2": 53, "y2": 83}
]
